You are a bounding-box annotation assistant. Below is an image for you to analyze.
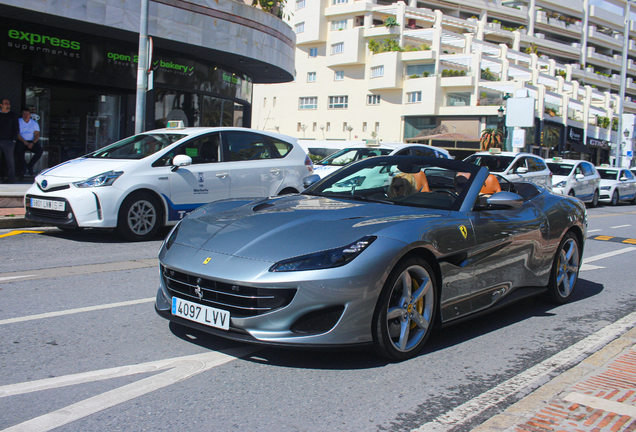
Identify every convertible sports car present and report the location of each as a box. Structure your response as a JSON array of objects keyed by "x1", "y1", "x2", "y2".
[{"x1": 155, "y1": 156, "x2": 587, "y2": 360}]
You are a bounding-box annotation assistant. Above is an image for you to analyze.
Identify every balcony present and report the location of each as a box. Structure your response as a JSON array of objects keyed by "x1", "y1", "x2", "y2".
[
  {"x1": 363, "y1": 25, "x2": 400, "y2": 39},
  {"x1": 589, "y1": 5, "x2": 623, "y2": 32},
  {"x1": 586, "y1": 47, "x2": 621, "y2": 69},
  {"x1": 325, "y1": 27, "x2": 365, "y2": 67},
  {"x1": 367, "y1": 51, "x2": 401, "y2": 90},
  {"x1": 534, "y1": 11, "x2": 582, "y2": 36},
  {"x1": 587, "y1": 26, "x2": 622, "y2": 50}
]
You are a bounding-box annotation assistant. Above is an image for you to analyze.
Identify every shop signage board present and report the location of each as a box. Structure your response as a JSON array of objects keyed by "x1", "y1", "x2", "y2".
[
  {"x1": 567, "y1": 126, "x2": 584, "y2": 145},
  {"x1": 587, "y1": 137, "x2": 610, "y2": 149},
  {"x1": 0, "y1": 17, "x2": 253, "y2": 103}
]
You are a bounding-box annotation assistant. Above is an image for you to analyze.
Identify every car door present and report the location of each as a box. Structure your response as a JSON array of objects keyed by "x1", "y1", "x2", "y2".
[
  {"x1": 571, "y1": 163, "x2": 588, "y2": 198},
  {"x1": 153, "y1": 133, "x2": 231, "y2": 221},
  {"x1": 221, "y1": 130, "x2": 284, "y2": 197},
  {"x1": 620, "y1": 169, "x2": 636, "y2": 199},
  {"x1": 468, "y1": 193, "x2": 550, "y2": 312},
  {"x1": 505, "y1": 156, "x2": 527, "y2": 182},
  {"x1": 527, "y1": 157, "x2": 550, "y2": 188}
]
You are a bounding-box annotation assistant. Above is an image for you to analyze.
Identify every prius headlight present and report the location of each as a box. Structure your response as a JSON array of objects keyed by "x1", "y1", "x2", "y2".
[
  {"x1": 554, "y1": 180, "x2": 567, "y2": 188},
  {"x1": 74, "y1": 171, "x2": 124, "y2": 188},
  {"x1": 270, "y1": 236, "x2": 376, "y2": 272}
]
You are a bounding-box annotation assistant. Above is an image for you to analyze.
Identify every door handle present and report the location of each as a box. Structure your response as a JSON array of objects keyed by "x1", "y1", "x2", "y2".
[
  {"x1": 216, "y1": 172, "x2": 229, "y2": 178},
  {"x1": 270, "y1": 168, "x2": 282, "y2": 175}
]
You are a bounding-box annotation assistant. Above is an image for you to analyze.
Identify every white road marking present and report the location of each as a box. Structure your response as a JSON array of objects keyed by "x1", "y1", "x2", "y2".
[
  {"x1": 578, "y1": 247, "x2": 636, "y2": 272},
  {"x1": 587, "y1": 229, "x2": 601, "y2": 233},
  {"x1": 582, "y1": 247, "x2": 636, "y2": 264},
  {"x1": 564, "y1": 392, "x2": 636, "y2": 418},
  {"x1": 611, "y1": 224, "x2": 632, "y2": 229},
  {"x1": 0, "y1": 298, "x2": 155, "y2": 326},
  {"x1": 413, "y1": 310, "x2": 636, "y2": 432},
  {"x1": 0, "y1": 347, "x2": 257, "y2": 432},
  {"x1": 0, "y1": 275, "x2": 37, "y2": 282}
]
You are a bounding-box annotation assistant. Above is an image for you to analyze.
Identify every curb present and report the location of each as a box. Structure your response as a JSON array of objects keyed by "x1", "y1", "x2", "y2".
[
  {"x1": 473, "y1": 326, "x2": 636, "y2": 431},
  {"x1": 0, "y1": 216, "x2": 51, "y2": 230}
]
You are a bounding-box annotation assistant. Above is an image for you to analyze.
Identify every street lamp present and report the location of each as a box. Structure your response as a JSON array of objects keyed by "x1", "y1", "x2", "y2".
[
  {"x1": 616, "y1": 0, "x2": 634, "y2": 167},
  {"x1": 497, "y1": 106, "x2": 506, "y2": 150}
]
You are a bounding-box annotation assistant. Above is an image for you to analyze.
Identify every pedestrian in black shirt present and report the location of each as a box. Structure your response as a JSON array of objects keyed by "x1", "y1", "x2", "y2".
[{"x1": 0, "y1": 98, "x2": 19, "y2": 183}]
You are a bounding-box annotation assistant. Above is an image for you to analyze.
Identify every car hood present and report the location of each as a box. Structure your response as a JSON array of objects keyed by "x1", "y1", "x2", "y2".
[
  {"x1": 599, "y1": 179, "x2": 618, "y2": 187},
  {"x1": 313, "y1": 165, "x2": 341, "y2": 178},
  {"x1": 171, "y1": 194, "x2": 447, "y2": 262},
  {"x1": 39, "y1": 158, "x2": 136, "y2": 180}
]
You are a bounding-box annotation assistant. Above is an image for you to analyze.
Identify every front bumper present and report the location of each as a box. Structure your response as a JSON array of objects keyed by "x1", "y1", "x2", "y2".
[
  {"x1": 552, "y1": 187, "x2": 566, "y2": 195},
  {"x1": 155, "y1": 239, "x2": 403, "y2": 347},
  {"x1": 24, "y1": 184, "x2": 122, "y2": 228}
]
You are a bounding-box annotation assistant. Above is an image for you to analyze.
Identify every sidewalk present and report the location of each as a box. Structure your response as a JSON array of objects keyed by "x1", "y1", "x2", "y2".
[
  {"x1": 474, "y1": 325, "x2": 636, "y2": 431},
  {"x1": 0, "y1": 179, "x2": 44, "y2": 229}
]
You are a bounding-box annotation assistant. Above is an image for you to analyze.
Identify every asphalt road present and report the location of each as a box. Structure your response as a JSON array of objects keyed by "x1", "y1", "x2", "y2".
[{"x1": 2, "y1": 204, "x2": 636, "y2": 432}]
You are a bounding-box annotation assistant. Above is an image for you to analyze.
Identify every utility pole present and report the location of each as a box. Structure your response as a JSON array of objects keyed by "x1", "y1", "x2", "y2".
[{"x1": 135, "y1": 0, "x2": 149, "y2": 134}]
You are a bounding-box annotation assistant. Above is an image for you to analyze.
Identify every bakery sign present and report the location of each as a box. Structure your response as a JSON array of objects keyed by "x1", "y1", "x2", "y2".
[{"x1": 587, "y1": 137, "x2": 610, "y2": 149}]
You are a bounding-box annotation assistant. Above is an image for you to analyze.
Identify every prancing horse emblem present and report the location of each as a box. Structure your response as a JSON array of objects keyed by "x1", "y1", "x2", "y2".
[
  {"x1": 459, "y1": 225, "x2": 468, "y2": 239},
  {"x1": 194, "y1": 285, "x2": 203, "y2": 301}
]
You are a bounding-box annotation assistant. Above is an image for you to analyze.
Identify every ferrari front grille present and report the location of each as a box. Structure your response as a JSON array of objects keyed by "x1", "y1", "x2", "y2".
[{"x1": 161, "y1": 265, "x2": 296, "y2": 318}]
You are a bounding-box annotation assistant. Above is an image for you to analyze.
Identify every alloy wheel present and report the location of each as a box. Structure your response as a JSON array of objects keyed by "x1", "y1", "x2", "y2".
[
  {"x1": 555, "y1": 237, "x2": 579, "y2": 298},
  {"x1": 127, "y1": 199, "x2": 157, "y2": 236}
]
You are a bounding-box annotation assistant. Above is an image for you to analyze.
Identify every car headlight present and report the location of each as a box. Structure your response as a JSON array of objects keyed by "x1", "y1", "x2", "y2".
[
  {"x1": 554, "y1": 181, "x2": 567, "y2": 188},
  {"x1": 73, "y1": 171, "x2": 123, "y2": 188},
  {"x1": 601, "y1": 186, "x2": 611, "y2": 190},
  {"x1": 270, "y1": 236, "x2": 376, "y2": 272}
]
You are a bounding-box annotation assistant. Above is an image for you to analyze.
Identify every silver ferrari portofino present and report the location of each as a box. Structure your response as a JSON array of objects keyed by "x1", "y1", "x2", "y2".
[{"x1": 155, "y1": 156, "x2": 587, "y2": 360}]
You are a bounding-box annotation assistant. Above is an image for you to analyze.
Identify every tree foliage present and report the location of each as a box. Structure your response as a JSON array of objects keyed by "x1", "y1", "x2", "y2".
[{"x1": 480, "y1": 128, "x2": 504, "y2": 150}]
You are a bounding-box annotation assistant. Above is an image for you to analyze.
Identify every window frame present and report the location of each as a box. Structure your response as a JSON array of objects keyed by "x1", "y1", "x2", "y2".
[
  {"x1": 407, "y1": 91, "x2": 422, "y2": 103},
  {"x1": 367, "y1": 94, "x2": 381, "y2": 105},
  {"x1": 328, "y1": 95, "x2": 349, "y2": 109},
  {"x1": 331, "y1": 42, "x2": 344, "y2": 55},
  {"x1": 299, "y1": 97, "x2": 318, "y2": 110}
]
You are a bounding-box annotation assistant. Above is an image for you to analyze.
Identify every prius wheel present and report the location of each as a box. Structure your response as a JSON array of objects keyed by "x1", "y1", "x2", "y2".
[
  {"x1": 545, "y1": 232, "x2": 580, "y2": 304},
  {"x1": 372, "y1": 257, "x2": 436, "y2": 361},
  {"x1": 117, "y1": 192, "x2": 162, "y2": 241},
  {"x1": 611, "y1": 190, "x2": 619, "y2": 206}
]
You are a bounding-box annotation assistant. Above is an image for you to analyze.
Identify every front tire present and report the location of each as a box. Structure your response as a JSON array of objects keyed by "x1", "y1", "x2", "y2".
[
  {"x1": 545, "y1": 232, "x2": 580, "y2": 304},
  {"x1": 117, "y1": 192, "x2": 162, "y2": 241},
  {"x1": 372, "y1": 257, "x2": 437, "y2": 361},
  {"x1": 611, "y1": 190, "x2": 619, "y2": 206}
]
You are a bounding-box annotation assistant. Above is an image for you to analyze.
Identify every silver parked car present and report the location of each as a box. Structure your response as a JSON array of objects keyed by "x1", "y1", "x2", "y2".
[
  {"x1": 597, "y1": 167, "x2": 636, "y2": 205},
  {"x1": 547, "y1": 158, "x2": 600, "y2": 207},
  {"x1": 155, "y1": 156, "x2": 587, "y2": 360}
]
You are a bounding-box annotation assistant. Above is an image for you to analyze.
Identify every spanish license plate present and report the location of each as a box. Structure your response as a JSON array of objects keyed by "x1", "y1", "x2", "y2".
[
  {"x1": 171, "y1": 297, "x2": 230, "y2": 330},
  {"x1": 30, "y1": 198, "x2": 65, "y2": 211}
]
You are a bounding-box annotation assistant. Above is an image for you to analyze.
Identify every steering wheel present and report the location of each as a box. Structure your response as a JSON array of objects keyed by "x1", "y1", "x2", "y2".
[{"x1": 432, "y1": 189, "x2": 457, "y2": 197}]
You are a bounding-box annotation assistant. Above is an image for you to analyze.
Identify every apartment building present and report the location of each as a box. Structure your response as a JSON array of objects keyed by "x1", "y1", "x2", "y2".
[{"x1": 253, "y1": 0, "x2": 636, "y2": 165}]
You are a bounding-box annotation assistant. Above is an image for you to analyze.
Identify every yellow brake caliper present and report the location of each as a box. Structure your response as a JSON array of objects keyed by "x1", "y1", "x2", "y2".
[{"x1": 410, "y1": 278, "x2": 424, "y2": 329}]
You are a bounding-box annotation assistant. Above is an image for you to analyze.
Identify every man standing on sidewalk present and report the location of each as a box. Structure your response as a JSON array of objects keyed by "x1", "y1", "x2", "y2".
[
  {"x1": 0, "y1": 98, "x2": 19, "y2": 184},
  {"x1": 16, "y1": 107, "x2": 42, "y2": 178}
]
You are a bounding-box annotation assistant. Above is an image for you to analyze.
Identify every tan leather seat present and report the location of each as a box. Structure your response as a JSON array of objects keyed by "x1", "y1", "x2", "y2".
[
  {"x1": 413, "y1": 170, "x2": 430, "y2": 192},
  {"x1": 480, "y1": 174, "x2": 501, "y2": 195}
]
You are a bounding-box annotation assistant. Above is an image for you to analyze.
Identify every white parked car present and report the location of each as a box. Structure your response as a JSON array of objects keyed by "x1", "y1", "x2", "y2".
[
  {"x1": 463, "y1": 150, "x2": 553, "y2": 189},
  {"x1": 596, "y1": 167, "x2": 636, "y2": 205},
  {"x1": 546, "y1": 158, "x2": 600, "y2": 207},
  {"x1": 313, "y1": 143, "x2": 451, "y2": 178},
  {"x1": 25, "y1": 125, "x2": 314, "y2": 240}
]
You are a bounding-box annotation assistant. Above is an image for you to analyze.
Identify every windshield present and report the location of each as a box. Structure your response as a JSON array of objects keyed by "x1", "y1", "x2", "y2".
[
  {"x1": 597, "y1": 169, "x2": 619, "y2": 180},
  {"x1": 547, "y1": 163, "x2": 574, "y2": 176},
  {"x1": 86, "y1": 133, "x2": 186, "y2": 160},
  {"x1": 317, "y1": 147, "x2": 392, "y2": 166},
  {"x1": 306, "y1": 156, "x2": 480, "y2": 211},
  {"x1": 464, "y1": 155, "x2": 514, "y2": 172}
]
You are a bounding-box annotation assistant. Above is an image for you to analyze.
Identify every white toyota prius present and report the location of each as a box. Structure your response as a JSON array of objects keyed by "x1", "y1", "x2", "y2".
[{"x1": 25, "y1": 124, "x2": 314, "y2": 240}]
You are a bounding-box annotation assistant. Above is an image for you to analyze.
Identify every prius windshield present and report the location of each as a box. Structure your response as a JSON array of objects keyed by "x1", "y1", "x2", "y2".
[{"x1": 86, "y1": 133, "x2": 186, "y2": 159}]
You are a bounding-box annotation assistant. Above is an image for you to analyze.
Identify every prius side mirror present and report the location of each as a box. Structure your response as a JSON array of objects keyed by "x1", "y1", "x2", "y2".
[
  {"x1": 575, "y1": 173, "x2": 585, "y2": 180},
  {"x1": 171, "y1": 154, "x2": 192, "y2": 172}
]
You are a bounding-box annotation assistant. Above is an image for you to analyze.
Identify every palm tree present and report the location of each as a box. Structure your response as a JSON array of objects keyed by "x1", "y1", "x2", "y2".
[{"x1": 480, "y1": 128, "x2": 504, "y2": 150}]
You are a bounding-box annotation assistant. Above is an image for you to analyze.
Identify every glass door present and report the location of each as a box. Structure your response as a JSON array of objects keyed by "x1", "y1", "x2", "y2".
[{"x1": 24, "y1": 86, "x2": 51, "y2": 170}]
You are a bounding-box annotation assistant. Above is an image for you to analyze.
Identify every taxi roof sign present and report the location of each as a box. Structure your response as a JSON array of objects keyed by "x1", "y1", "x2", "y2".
[
  {"x1": 552, "y1": 157, "x2": 563, "y2": 162},
  {"x1": 365, "y1": 139, "x2": 380, "y2": 147},
  {"x1": 166, "y1": 120, "x2": 186, "y2": 130},
  {"x1": 488, "y1": 147, "x2": 501, "y2": 154}
]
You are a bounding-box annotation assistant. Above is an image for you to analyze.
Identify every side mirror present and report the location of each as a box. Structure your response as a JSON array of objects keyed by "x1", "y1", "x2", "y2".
[
  {"x1": 575, "y1": 173, "x2": 584, "y2": 180},
  {"x1": 171, "y1": 154, "x2": 192, "y2": 172},
  {"x1": 516, "y1": 167, "x2": 528, "y2": 174},
  {"x1": 620, "y1": 176, "x2": 628, "y2": 182},
  {"x1": 303, "y1": 174, "x2": 321, "y2": 189},
  {"x1": 486, "y1": 191, "x2": 524, "y2": 209}
]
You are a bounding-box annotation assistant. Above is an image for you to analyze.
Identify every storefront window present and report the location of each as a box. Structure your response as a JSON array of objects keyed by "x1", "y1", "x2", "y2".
[
  {"x1": 24, "y1": 86, "x2": 50, "y2": 171},
  {"x1": 155, "y1": 90, "x2": 200, "y2": 129}
]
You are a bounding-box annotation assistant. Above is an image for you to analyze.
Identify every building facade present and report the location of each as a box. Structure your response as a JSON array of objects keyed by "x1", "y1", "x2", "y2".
[
  {"x1": 0, "y1": 0, "x2": 294, "y2": 170},
  {"x1": 253, "y1": 0, "x2": 636, "y2": 165}
]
